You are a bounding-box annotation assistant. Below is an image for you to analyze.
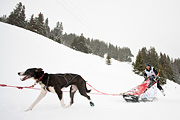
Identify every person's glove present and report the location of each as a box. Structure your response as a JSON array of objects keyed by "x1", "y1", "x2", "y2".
[
  {"x1": 155, "y1": 76, "x2": 159, "y2": 81},
  {"x1": 144, "y1": 76, "x2": 148, "y2": 81}
]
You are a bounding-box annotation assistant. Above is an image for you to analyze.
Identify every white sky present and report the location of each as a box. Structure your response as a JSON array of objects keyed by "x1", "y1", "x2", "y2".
[{"x1": 0, "y1": 0, "x2": 180, "y2": 58}]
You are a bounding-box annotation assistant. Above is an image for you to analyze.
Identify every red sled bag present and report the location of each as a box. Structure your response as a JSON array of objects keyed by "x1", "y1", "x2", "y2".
[{"x1": 122, "y1": 78, "x2": 156, "y2": 102}]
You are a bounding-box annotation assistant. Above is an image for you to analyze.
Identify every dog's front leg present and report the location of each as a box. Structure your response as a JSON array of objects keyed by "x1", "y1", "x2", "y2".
[
  {"x1": 55, "y1": 89, "x2": 70, "y2": 108},
  {"x1": 25, "y1": 89, "x2": 47, "y2": 111}
]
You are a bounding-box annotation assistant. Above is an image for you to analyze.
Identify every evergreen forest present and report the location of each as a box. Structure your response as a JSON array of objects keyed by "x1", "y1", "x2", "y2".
[{"x1": 0, "y1": 2, "x2": 133, "y2": 63}]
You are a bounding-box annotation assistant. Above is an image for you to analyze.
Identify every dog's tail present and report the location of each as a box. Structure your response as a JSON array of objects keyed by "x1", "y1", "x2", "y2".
[
  {"x1": 86, "y1": 88, "x2": 91, "y2": 93},
  {"x1": 85, "y1": 81, "x2": 91, "y2": 93}
]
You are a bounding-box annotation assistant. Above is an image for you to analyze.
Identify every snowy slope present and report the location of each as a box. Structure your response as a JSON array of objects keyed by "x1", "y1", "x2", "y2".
[{"x1": 0, "y1": 22, "x2": 180, "y2": 120}]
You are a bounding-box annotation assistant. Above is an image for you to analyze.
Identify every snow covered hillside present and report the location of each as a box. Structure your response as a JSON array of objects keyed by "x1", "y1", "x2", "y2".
[{"x1": 0, "y1": 22, "x2": 180, "y2": 120}]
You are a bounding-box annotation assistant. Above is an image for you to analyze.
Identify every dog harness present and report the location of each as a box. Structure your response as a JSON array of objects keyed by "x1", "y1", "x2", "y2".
[{"x1": 58, "y1": 74, "x2": 78, "y2": 87}]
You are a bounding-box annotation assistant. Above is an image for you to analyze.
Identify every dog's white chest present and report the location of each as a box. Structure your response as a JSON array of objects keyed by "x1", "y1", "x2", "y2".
[
  {"x1": 48, "y1": 87, "x2": 56, "y2": 93},
  {"x1": 39, "y1": 82, "x2": 56, "y2": 93}
]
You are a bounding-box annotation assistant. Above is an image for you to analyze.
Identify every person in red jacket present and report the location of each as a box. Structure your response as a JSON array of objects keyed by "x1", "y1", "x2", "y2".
[{"x1": 144, "y1": 63, "x2": 165, "y2": 96}]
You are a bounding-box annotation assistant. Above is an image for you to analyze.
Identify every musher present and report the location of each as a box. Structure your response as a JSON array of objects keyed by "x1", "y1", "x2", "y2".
[{"x1": 144, "y1": 63, "x2": 165, "y2": 96}]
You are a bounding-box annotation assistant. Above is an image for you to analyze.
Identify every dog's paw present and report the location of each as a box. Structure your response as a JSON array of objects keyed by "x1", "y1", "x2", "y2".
[
  {"x1": 90, "y1": 101, "x2": 95, "y2": 107},
  {"x1": 25, "y1": 107, "x2": 33, "y2": 112},
  {"x1": 61, "y1": 104, "x2": 70, "y2": 108},
  {"x1": 25, "y1": 109, "x2": 32, "y2": 112}
]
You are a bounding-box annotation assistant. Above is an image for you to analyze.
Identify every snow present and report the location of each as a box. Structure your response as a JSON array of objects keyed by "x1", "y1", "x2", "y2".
[{"x1": 0, "y1": 22, "x2": 180, "y2": 120}]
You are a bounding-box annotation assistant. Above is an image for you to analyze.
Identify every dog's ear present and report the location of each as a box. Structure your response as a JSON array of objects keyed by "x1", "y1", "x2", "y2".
[{"x1": 35, "y1": 68, "x2": 43, "y2": 72}]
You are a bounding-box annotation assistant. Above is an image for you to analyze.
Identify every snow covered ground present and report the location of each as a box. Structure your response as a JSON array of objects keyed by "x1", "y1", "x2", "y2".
[{"x1": 0, "y1": 22, "x2": 180, "y2": 120}]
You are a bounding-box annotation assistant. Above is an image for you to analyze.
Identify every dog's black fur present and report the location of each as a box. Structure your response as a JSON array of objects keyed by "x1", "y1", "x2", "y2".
[{"x1": 18, "y1": 68, "x2": 94, "y2": 111}]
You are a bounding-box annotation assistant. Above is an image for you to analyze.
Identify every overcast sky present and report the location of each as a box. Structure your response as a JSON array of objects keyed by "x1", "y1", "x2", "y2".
[{"x1": 0, "y1": 0, "x2": 180, "y2": 58}]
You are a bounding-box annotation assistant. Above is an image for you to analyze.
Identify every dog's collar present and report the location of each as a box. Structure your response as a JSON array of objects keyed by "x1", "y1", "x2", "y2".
[
  {"x1": 36, "y1": 73, "x2": 45, "y2": 83},
  {"x1": 30, "y1": 73, "x2": 45, "y2": 88}
]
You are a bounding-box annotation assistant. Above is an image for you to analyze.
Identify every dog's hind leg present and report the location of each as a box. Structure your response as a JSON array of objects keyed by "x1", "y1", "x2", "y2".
[
  {"x1": 70, "y1": 85, "x2": 78, "y2": 106},
  {"x1": 77, "y1": 87, "x2": 95, "y2": 107},
  {"x1": 25, "y1": 89, "x2": 47, "y2": 111}
]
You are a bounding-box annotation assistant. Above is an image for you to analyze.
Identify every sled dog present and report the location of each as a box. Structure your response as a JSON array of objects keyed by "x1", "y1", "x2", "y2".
[{"x1": 18, "y1": 68, "x2": 94, "y2": 111}]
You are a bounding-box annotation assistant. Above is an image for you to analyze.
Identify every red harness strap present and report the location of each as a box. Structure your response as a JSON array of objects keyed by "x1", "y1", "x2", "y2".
[
  {"x1": 30, "y1": 73, "x2": 45, "y2": 88},
  {"x1": 36, "y1": 73, "x2": 45, "y2": 83},
  {"x1": 0, "y1": 74, "x2": 45, "y2": 90},
  {"x1": 0, "y1": 84, "x2": 41, "y2": 90}
]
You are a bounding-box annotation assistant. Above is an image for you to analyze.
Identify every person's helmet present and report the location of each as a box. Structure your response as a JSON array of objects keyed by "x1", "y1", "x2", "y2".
[{"x1": 145, "y1": 63, "x2": 151, "y2": 67}]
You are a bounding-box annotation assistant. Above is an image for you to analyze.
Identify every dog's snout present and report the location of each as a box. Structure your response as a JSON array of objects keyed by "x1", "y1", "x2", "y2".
[{"x1": 18, "y1": 72, "x2": 23, "y2": 76}]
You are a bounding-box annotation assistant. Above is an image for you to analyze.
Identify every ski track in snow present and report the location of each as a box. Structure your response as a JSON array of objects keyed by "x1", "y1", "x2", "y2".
[{"x1": 0, "y1": 22, "x2": 180, "y2": 120}]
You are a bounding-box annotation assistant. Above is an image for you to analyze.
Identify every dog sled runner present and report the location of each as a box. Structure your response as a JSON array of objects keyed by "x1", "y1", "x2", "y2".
[{"x1": 122, "y1": 78, "x2": 157, "y2": 102}]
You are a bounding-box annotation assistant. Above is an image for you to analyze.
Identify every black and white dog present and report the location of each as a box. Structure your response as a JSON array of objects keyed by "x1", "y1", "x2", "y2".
[{"x1": 18, "y1": 68, "x2": 94, "y2": 111}]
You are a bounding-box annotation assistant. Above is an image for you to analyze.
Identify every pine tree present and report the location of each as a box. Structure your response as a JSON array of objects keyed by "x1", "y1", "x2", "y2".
[
  {"x1": 0, "y1": 15, "x2": 7, "y2": 22},
  {"x1": 36, "y1": 12, "x2": 45, "y2": 35},
  {"x1": 108, "y1": 43, "x2": 117, "y2": 60},
  {"x1": 7, "y1": 2, "x2": 26, "y2": 28},
  {"x1": 90, "y1": 39, "x2": 105, "y2": 56},
  {"x1": 147, "y1": 47, "x2": 159, "y2": 68},
  {"x1": 49, "y1": 32, "x2": 55, "y2": 40},
  {"x1": 19, "y1": 5, "x2": 26, "y2": 28},
  {"x1": 133, "y1": 50, "x2": 145, "y2": 75},
  {"x1": 172, "y1": 59, "x2": 180, "y2": 84},
  {"x1": 71, "y1": 34, "x2": 89, "y2": 53},
  {"x1": 141, "y1": 47, "x2": 148, "y2": 62},
  {"x1": 118, "y1": 47, "x2": 133, "y2": 62},
  {"x1": 106, "y1": 53, "x2": 111, "y2": 65},
  {"x1": 51, "y1": 22, "x2": 63, "y2": 43},
  {"x1": 44, "y1": 18, "x2": 50, "y2": 37},
  {"x1": 27, "y1": 14, "x2": 36, "y2": 32},
  {"x1": 159, "y1": 65, "x2": 167, "y2": 85},
  {"x1": 159, "y1": 53, "x2": 174, "y2": 81},
  {"x1": 62, "y1": 33, "x2": 76, "y2": 47}
]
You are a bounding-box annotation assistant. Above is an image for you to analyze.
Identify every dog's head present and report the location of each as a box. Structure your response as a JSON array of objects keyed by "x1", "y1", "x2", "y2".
[{"x1": 18, "y1": 68, "x2": 44, "y2": 81}]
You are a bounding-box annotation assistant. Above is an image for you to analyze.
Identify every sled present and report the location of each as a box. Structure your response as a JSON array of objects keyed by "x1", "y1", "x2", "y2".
[
  {"x1": 139, "y1": 82, "x2": 157, "y2": 102},
  {"x1": 122, "y1": 78, "x2": 157, "y2": 102}
]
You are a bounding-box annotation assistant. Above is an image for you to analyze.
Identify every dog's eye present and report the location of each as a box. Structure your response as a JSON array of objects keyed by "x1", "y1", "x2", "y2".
[
  {"x1": 24, "y1": 71, "x2": 29, "y2": 75},
  {"x1": 24, "y1": 71, "x2": 32, "y2": 75}
]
